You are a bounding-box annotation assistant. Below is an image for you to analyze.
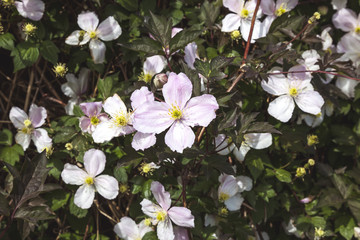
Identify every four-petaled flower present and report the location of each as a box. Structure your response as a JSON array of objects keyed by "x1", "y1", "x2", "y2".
[
  {"x1": 65, "y1": 12, "x2": 122, "y2": 64},
  {"x1": 61, "y1": 149, "x2": 119, "y2": 209},
  {"x1": 141, "y1": 181, "x2": 194, "y2": 240},
  {"x1": 79, "y1": 102, "x2": 109, "y2": 134},
  {"x1": 114, "y1": 217, "x2": 153, "y2": 240}
]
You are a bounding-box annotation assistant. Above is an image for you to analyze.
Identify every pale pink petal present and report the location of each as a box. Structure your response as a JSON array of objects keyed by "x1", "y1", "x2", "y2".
[
  {"x1": 83, "y1": 149, "x2": 106, "y2": 177},
  {"x1": 32, "y1": 128, "x2": 52, "y2": 153},
  {"x1": 221, "y1": 13, "x2": 241, "y2": 32},
  {"x1": 77, "y1": 12, "x2": 99, "y2": 32},
  {"x1": 336, "y1": 77, "x2": 359, "y2": 98},
  {"x1": 61, "y1": 163, "x2": 88, "y2": 185},
  {"x1": 261, "y1": 74, "x2": 289, "y2": 96},
  {"x1": 283, "y1": 0, "x2": 299, "y2": 10},
  {"x1": 223, "y1": 0, "x2": 243, "y2": 14},
  {"x1": 130, "y1": 86, "x2": 155, "y2": 110},
  {"x1": 74, "y1": 184, "x2": 95, "y2": 209},
  {"x1": 171, "y1": 28, "x2": 183, "y2": 38},
  {"x1": 288, "y1": 65, "x2": 312, "y2": 82},
  {"x1": 140, "y1": 199, "x2": 163, "y2": 219},
  {"x1": 103, "y1": 94, "x2": 127, "y2": 118},
  {"x1": 91, "y1": 121, "x2": 116, "y2": 143},
  {"x1": 268, "y1": 95, "x2": 295, "y2": 122},
  {"x1": 9, "y1": 106, "x2": 28, "y2": 129},
  {"x1": 15, "y1": 0, "x2": 44, "y2": 21},
  {"x1": 295, "y1": 91, "x2": 324, "y2": 115},
  {"x1": 131, "y1": 132, "x2": 156, "y2": 151},
  {"x1": 151, "y1": 181, "x2": 171, "y2": 211},
  {"x1": 79, "y1": 117, "x2": 91, "y2": 133},
  {"x1": 164, "y1": 121, "x2": 195, "y2": 153},
  {"x1": 332, "y1": 0, "x2": 346, "y2": 10},
  {"x1": 184, "y1": 42, "x2": 198, "y2": 70},
  {"x1": 168, "y1": 207, "x2": 195, "y2": 228},
  {"x1": 182, "y1": 94, "x2": 218, "y2": 127},
  {"x1": 332, "y1": 8, "x2": 357, "y2": 32},
  {"x1": 29, "y1": 104, "x2": 47, "y2": 128},
  {"x1": 218, "y1": 174, "x2": 239, "y2": 197},
  {"x1": 133, "y1": 101, "x2": 173, "y2": 134},
  {"x1": 233, "y1": 144, "x2": 251, "y2": 162},
  {"x1": 77, "y1": 68, "x2": 90, "y2": 95},
  {"x1": 163, "y1": 72, "x2": 193, "y2": 109},
  {"x1": 89, "y1": 39, "x2": 106, "y2": 64},
  {"x1": 261, "y1": 0, "x2": 275, "y2": 15},
  {"x1": 236, "y1": 176, "x2": 253, "y2": 192},
  {"x1": 94, "y1": 175, "x2": 119, "y2": 200},
  {"x1": 157, "y1": 218, "x2": 174, "y2": 240},
  {"x1": 65, "y1": 30, "x2": 90, "y2": 45},
  {"x1": 215, "y1": 134, "x2": 235, "y2": 155},
  {"x1": 224, "y1": 193, "x2": 244, "y2": 211},
  {"x1": 80, "y1": 102, "x2": 102, "y2": 117},
  {"x1": 244, "y1": 133, "x2": 272, "y2": 149},
  {"x1": 173, "y1": 226, "x2": 189, "y2": 240},
  {"x1": 15, "y1": 132, "x2": 31, "y2": 151},
  {"x1": 143, "y1": 55, "x2": 166, "y2": 76},
  {"x1": 114, "y1": 217, "x2": 139, "y2": 239},
  {"x1": 61, "y1": 75, "x2": 77, "y2": 98},
  {"x1": 97, "y1": 16, "x2": 122, "y2": 41}
]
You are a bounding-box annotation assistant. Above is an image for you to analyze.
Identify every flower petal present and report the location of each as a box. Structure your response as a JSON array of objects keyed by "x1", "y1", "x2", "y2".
[
  {"x1": 15, "y1": 132, "x2": 31, "y2": 151},
  {"x1": 77, "y1": 68, "x2": 90, "y2": 95},
  {"x1": 65, "y1": 98, "x2": 79, "y2": 116},
  {"x1": 261, "y1": 73, "x2": 289, "y2": 96},
  {"x1": 15, "y1": 0, "x2": 44, "y2": 21},
  {"x1": 215, "y1": 134, "x2": 235, "y2": 155},
  {"x1": 184, "y1": 42, "x2": 198, "y2": 70},
  {"x1": 173, "y1": 226, "x2": 190, "y2": 240},
  {"x1": 218, "y1": 174, "x2": 239, "y2": 197},
  {"x1": 168, "y1": 207, "x2": 195, "y2": 228},
  {"x1": 32, "y1": 128, "x2": 52, "y2": 153},
  {"x1": 332, "y1": 8, "x2": 357, "y2": 32},
  {"x1": 261, "y1": 0, "x2": 275, "y2": 15},
  {"x1": 233, "y1": 144, "x2": 251, "y2": 162},
  {"x1": 244, "y1": 133, "x2": 272, "y2": 149},
  {"x1": 130, "y1": 86, "x2": 155, "y2": 110},
  {"x1": 236, "y1": 175, "x2": 253, "y2": 192},
  {"x1": 240, "y1": 19, "x2": 267, "y2": 43},
  {"x1": 151, "y1": 181, "x2": 171, "y2": 211},
  {"x1": 163, "y1": 72, "x2": 193, "y2": 110},
  {"x1": 336, "y1": 77, "x2": 359, "y2": 98},
  {"x1": 83, "y1": 149, "x2": 106, "y2": 176},
  {"x1": 94, "y1": 175, "x2": 119, "y2": 200},
  {"x1": 267, "y1": 95, "x2": 295, "y2": 122},
  {"x1": 74, "y1": 184, "x2": 95, "y2": 209},
  {"x1": 224, "y1": 193, "x2": 244, "y2": 211},
  {"x1": 91, "y1": 121, "x2": 116, "y2": 143},
  {"x1": 29, "y1": 104, "x2": 47, "y2": 128},
  {"x1": 140, "y1": 198, "x2": 163, "y2": 219},
  {"x1": 77, "y1": 12, "x2": 99, "y2": 32},
  {"x1": 131, "y1": 132, "x2": 156, "y2": 151},
  {"x1": 61, "y1": 163, "x2": 88, "y2": 185},
  {"x1": 157, "y1": 218, "x2": 175, "y2": 240},
  {"x1": 182, "y1": 94, "x2": 218, "y2": 127},
  {"x1": 221, "y1": 13, "x2": 241, "y2": 32},
  {"x1": 164, "y1": 121, "x2": 195, "y2": 153},
  {"x1": 65, "y1": 30, "x2": 90, "y2": 45},
  {"x1": 114, "y1": 217, "x2": 139, "y2": 239},
  {"x1": 143, "y1": 55, "x2": 166, "y2": 76},
  {"x1": 223, "y1": 0, "x2": 243, "y2": 13},
  {"x1": 97, "y1": 16, "x2": 122, "y2": 41},
  {"x1": 103, "y1": 94, "x2": 127, "y2": 118},
  {"x1": 80, "y1": 101, "x2": 103, "y2": 117},
  {"x1": 9, "y1": 106, "x2": 28, "y2": 129},
  {"x1": 89, "y1": 39, "x2": 106, "y2": 64},
  {"x1": 295, "y1": 91, "x2": 324, "y2": 115}
]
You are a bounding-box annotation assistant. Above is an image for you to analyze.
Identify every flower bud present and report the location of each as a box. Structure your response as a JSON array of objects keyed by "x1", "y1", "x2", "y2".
[
  {"x1": 65, "y1": 143, "x2": 73, "y2": 151},
  {"x1": 307, "y1": 134, "x2": 319, "y2": 146},
  {"x1": 308, "y1": 159, "x2": 315, "y2": 166},
  {"x1": 154, "y1": 73, "x2": 168, "y2": 89},
  {"x1": 296, "y1": 167, "x2": 306, "y2": 177}
]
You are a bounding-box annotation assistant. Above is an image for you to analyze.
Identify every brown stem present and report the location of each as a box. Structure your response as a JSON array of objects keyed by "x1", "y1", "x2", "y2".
[{"x1": 24, "y1": 68, "x2": 35, "y2": 112}]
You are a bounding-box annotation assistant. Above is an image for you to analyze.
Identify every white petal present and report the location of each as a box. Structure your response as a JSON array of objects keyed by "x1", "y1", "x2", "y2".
[
  {"x1": 244, "y1": 133, "x2": 272, "y2": 149},
  {"x1": 164, "y1": 121, "x2": 195, "y2": 153},
  {"x1": 65, "y1": 98, "x2": 79, "y2": 116},
  {"x1": 223, "y1": 0, "x2": 243, "y2": 13},
  {"x1": 138, "y1": 220, "x2": 153, "y2": 238},
  {"x1": 94, "y1": 175, "x2": 119, "y2": 200},
  {"x1": 241, "y1": 19, "x2": 267, "y2": 43},
  {"x1": 61, "y1": 163, "x2": 88, "y2": 185},
  {"x1": 77, "y1": 68, "x2": 90, "y2": 95},
  {"x1": 261, "y1": 0, "x2": 275, "y2": 15},
  {"x1": 151, "y1": 181, "x2": 171, "y2": 211},
  {"x1": 218, "y1": 174, "x2": 239, "y2": 197},
  {"x1": 130, "y1": 86, "x2": 155, "y2": 110},
  {"x1": 103, "y1": 94, "x2": 127, "y2": 118},
  {"x1": 77, "y1": 12, "x2": 99, "y2": 32},
  {"x1": 65, "y1": 30, "x2": 90, "y2": 46},
  {"x1": 97, "y1": 16, "x2": 122, "y2": 41},
  {"x1": 9, "y1": 106, "x2": 28, "y2": 129},
  {"x1": 157, "y1": 218, "x2": 175, "y2": 240},
  {"x1": 332, "y1": 0, "x2": 347, "y2": 10},
  {"x1": 261, "y1": 74, "x2": 289, "y2": 96},
  {"x1": 168, "y1": 207, "x2": 195, "y2": 228},
  {"x1": 295, "y1": 91, "x2": 324, "y2": 115},
  {"x1": 32, "y1": 128, "x2": 52, "y2": 153},
  {"x1": 233, "y1": 144, "x2": 251, "y2": 162},
  {"x1": 332, "y1": 8, "x2": 357, "y2": 32},
  {"x1": 143, "y1": 55, "x2": 166, "y2": 76},
  {"x1": 163, "y1": 72, "x2": 193, "y2": 110},
  {"x1": 29, "y1": 104, "x2": 47, "y2": 128},
  {"x1": 140, "y1": 199, "x2": 163, "y2": 219},
  {"x1": 267, "y1": 95, "x2": 295, "y2": 122},
  {"x1": 131, "y1": 132, "x2": 156, "y2": 151},
  {"x1": 184, "y1": 42, "x2": 198, "y2": 70},
  {"x1": 221, "y1": 13, "x2": 241, "y2": 32},
  {"x1": 214, "y1": 134, "x2": 235, "y2": 155},
  {"x1": 224, "y1": 193, "x2": 244, "y2": 211},
  {"x1": 89, "y1": 39, "x2": 106, "y2": 64},
  {"x1": 92, "y1": 120, "x2": 116, "y2": 143},
  {"x1": 236, "y1": 175, "x2": 253, "y2": 192},
  {"x1": 83, "y1": 149, "x2": 106, "y2": 177},
  {"x1": 336, "y1": 77, "x2": 359, "y2": 98},
  {"x1": 15, "y1": 0, "x2": 44, "y2": 21},
  {"x1": 74, "y1": 184, "x2": 95, "y2": 209},
  {"x1": 15, "y1": 132, "x2": 31, "y2": 151},
  {"x1": 114, "y1": 217, "x2": 139, "y2": 239}
]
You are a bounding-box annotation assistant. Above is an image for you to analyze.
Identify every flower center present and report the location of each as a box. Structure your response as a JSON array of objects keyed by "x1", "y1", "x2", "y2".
[
  {"x1": 315, "y1": 112, "x2": 322, "y2": 118},
  {"x1": 289, "y1": 87, "x2": 298, "y2": 97},
  {"x1": 89, "y1": 31, "x2": 97, "y2": 39},
  {"x1": 156, "y1": 210, "x2": 167, "y2": 221},
  {"x1": 85, "y1": 176, "x2": 94, "y2": 185},
  {"x1": 240, "y1": 8, "x2": 249, "y2": 18},
  {"x1": 219, "y1": 207, "x2": 228, "y2": 216},
  {"x1": 168, "y1": 105, "x2": 183, "y2": 120},
  {"x1": 355, "y1": 27, "x2": 360, "y2": 34},
  {"x1": 53, "y1": 63, "x2": 68, "y2": 77},
  {"x1": 119, "y1": 184, "x2": 129, "y2": 193},
  {"x1": 90, "y1": 116, "x2": 100, "y2": 126},
  {"x1": 21, "y1": 127, "x2": 32, "y2": 134},
  {"x1": 139, "y1": 73, "x2": 153, "y2": 83},
  {"x1": 23, "y1": 119, "x2": 32, "y2": 127},
  {"x1": 275, "y1": 3, "x2": 287, "y2": 16},
  {"x1": 22, "y1": 23, "x2": 37, "y2": 35},
  {"x1": 231, "y1": 30, "x2": 241, "y2": 40},
  {"x1": 144, "y1": 218, "x2": 152, "y2": 226},
  {"x1": 219, "y1": 192, "x2": 230, "y2": 202},
  {"x1": 115, "y1": 114, "x2": 128, "y2": 127}
]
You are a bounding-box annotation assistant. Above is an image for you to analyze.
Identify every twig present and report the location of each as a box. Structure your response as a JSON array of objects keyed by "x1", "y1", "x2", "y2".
[
  {"x1": 1, "y1": 72, "x2": 17, "y2": 127},
  {"x1": 196, "y1": 127, "x2": 206, "y2": 143},
  {"x1": 24, "y1": 68, "x2": 35, "y2": 112},
  {"x1": 125, "y1": 194, "x2": 134, "y2": 216},
  {"x1": 94, "y1": 200, "x2": 117, "y2": 224},
  {"x1": 35, "y1": 63, "x2": 62, "y2": 101}
]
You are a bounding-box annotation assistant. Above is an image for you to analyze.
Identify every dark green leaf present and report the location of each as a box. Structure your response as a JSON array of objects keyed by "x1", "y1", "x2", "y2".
[
  {"x1": 121, "y1": 38, "x2": 162, "y2": 55},
  {"x1": 39, "y1": 40, "x2": 59, "y2": 64},
  {"x1": 0, "y1": 192, "x2": 10, "y2": 216},
  {"x1": 11, "y1": 42, "x2": 39, "y2": 72},
  {"x1": 145, "y1": 12, "x2": 172, "y2": 49},
  {"x1": 116, "y1": 0, "x2": 138, "y2": 11},
  {"x1": 53, "y1": 127, "x2": 78, "y2": 143},
  {"x1": 207, "y1": 155, "x2": 235, "y2": 175},
  {"x1": 199, "y1": 0, "x2": 220, "y2": 27},
  {"x1": 142, "y1": 179, "x2": 153, "y2": 199},
  {"x1": 210, "y1": 56, "x2": 234, "y2": 70},
  {"x1": 14, "y1": 205, "x2": 54, "y2": 222},
  {"x1": 97, "y1": 72, "x2": 120, "y2": 99},
  {"x1": 275, "y1": 169, "x2": 292, "y2": 183},
  {"x1": 218, "y1": 108, "x2": 238, "y2": 131},
  {"x1": 246, "y1": 122, "x2": 281, "y2": 134},
  {"x1": 169, "y1": 29, "x2": 202, "y2": 53},
  {"x1": 0, "y1": 33, "x2": 15, "y2": 50},
  {"x1": 142, "y1": 231, "x2": 158, "y2": 240},
  {"x1": 217, "y1": 91, "x2": 237, "y2": 107},
  {"x1": 114, "y1": 166, "x2": 128, "y2": 183},
  {"x1": 0, "y1": 144, "x2": 24, "y2": 165},
  {"x1": 332, "y1": 174, "x2": 353, "y2": 199},
  {"x1": 0, "y1": 129, "x2": 13, "y2": 146}
]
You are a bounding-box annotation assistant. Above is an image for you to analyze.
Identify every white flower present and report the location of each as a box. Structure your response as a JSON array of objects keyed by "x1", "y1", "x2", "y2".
[
  {"x1": 61, "y1": 149, "x2": 119, "y2": 209},
  {"x1": 336, "y1": 76, "x2": 360, "y2": 98},
  {"x1": 337, "y1": 34, "x2": 360, "y2": 68},
  {"x1": 236, "y1": 175, "x2": 253, "y2": 192},
  {"x1": 15, "y1": 0, "x2": 45, "y2": 21},
  {"x1": 319, "y1": 27, "x2": 334, "y2": 51},
  {"x1": 297, "y1": 50, "x2": 320, "y2": 71},
  {"x1": 92, "y1": 94, "x2": 135, "y2": 143},
  {"x1": 354, "y1": 226, "x2": 360, "y2": 239},
  {"x1": 332, "y1": 8, "x2": 360, "y2": 35},
  {"x1": 218, "y1": 174, "x2": 244, "y2": 211},
  {"x1": 261, "y1": 66, "x2": 324, "y2": 122},
  {"x1": 9, "y1": 104, "x2": 52, "y2": 152},
  {"x1": 114, "y1": 217, "x2": 153, "y2": 240},
  {"x1": 139, "y1": 55, "x2": 166, "y2": 83},
  {"x1": 65, "y1": 12, "x2": 122, "y2": 64}
]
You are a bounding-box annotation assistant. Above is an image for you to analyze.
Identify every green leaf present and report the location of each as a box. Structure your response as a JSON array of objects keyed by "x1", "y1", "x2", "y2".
[
  {"x1": 0, "y1": 192, "x2": 10, "y2": 216},
  {"x1": 275, "y1": 169, "x2": 292, "y2": 183},
  {"x1": 53, "y1": 127, "x2": 78, "y2": 143},
  {"x1": 246, "y1": 122, "x2": 282, "y2": 134},
  {"x1": 207, "y1": 155, "x2": 235, "y2": 175},
  {"x1": 11, "y1": 42, "x2": 39, "y2": 72},
  {"x1": 218, "y1": 108, "x2": 239, "y2": 131},
  {"x1": 0, "y1": 129, "x2": 13, "y2": 145},
  {"x1": 69, "y1": 195, "x2": 88, "y2": 218},
  {"x1": 14, "y1": 205, "x2": 55, "y2": 222},
  {"x1": 210, "y1": 56, "x2": 234, "y2": 70},
  {"x1": 145, "y1": 12, "x2": 172, "y2": 49},
  {"x1": 114, "y1": 166, "x2": 128, "y2": 183},
  {"x1": 199, "y1": 0, "x2": 220, "y2": 27},
  {"x1": 245, "y1": 154, "x2": 264, "y2": 180},
  {"x1": 97, "y1": 72, "x2": 120, "y2": 99},
  {"x1": 217, "y1": 92, "x2": 237, "y2": 107},
  {"x1": 48, "y1": 191, "x2": 70, "y2": 211},
  {"x1": 0, "y1": 144, "x2": 24, "y2": 165},
  {"x1": 39, "y1": 40, "x2": 59, "y2": 64},
  {"x1": 121, "y1": 38, "x2": 162, "y2": 55},
  {"x1": 142, "y1": 179, "x2": 153, "y2": 199},
  {"x1": 169, "y1": 29, "x2": 202, "y2": 53},
  {"x1": 0, "y1": 33, "x2": 15, "y2": 50},
  {"x1": 142, "y1": 231, "x2": 158, "y2": 240},
  {"x1": 116, "y1": 0, "x2": 138, "y2": 11},
  {"x1": 347, "y1": 199, "x2": 360, "y2": 223},
  {"x1": 332, "y1": 174, "x2": 353, "y2": 199}
]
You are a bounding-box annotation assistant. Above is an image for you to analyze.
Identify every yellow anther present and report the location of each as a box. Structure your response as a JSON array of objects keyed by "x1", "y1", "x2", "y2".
[
  {"x1": 119, "y1": 184, "x2": 129, "y2": 193},
  {"x1": 65, "y1": 143, "x2": 73, "y2": 151},
  {"x1": 307, "y1": 134, "x2": 319, "y2": 146},
  {"x1": 138, "y1": 72, "x2": 153, "y2": 83},
  {"x1": 231, "y1": 30, "x2": 241, "y2": 40},
  {"x1": 315, "y1": 112, "x2": 322, "y2": 118},
  {"x1": 89, "y1": 31, "x2": 97, "y2": 39},
  {"x1": 85, "y1": 176, "x2": 94, "y2": 185},
  {"x1": 296, "y1": 167, "x2": 306, "y2": 177},
  {"x1": 219, "y1": 207, "x2": 228, "y2": 216},
  {"x1": 53, "y1": 63, "x2": 68, "y2": 77},
  {"x1": 23, "y1": 119, "x2": 32, "y2": 127},
  {"x1": 115, "y1": 115, "x2": 128, "y2": 127},
  {"x1": 275, "y1": 4, "x2": 287, "y2": 16},
  {"x1": 90, "y1": 116, "x2": 100, "y2": 126},
  {"x1": 240, "y1": 8, "x2": 249, "y2": 18},
  {"x1": 21, "y1": 127, "x2": 32, "y2": 134},
  {"x1": 308, "y1": 159, "x2": 315, "y2": 166},
  {"x1": 156, "y1": 211, "x2": 167, "y2": 221},
  {"x1": 219, "y1": 193, "x2": 230, "y2": 202},
  {"x1": 22, "y1": 23, "x2": 37, "y2": 38},
  {"x1": 289, "y1": 88, "x2": 298, "y2": 97},
  {"x1": 315, "y1": 227, "x2": 325, "y2": 238},
  {"x1": 168, "y1": 105, "x2": 183, "y2": 120},
  {"x1": 144, "y1": 218, "x2": 152, "y2": 226},
  {"x1": 355, "y1": 27, "x2": 360, "y2": 34},
  {"x1": 138, "y1": 162, "x2": 156, "y2": 176}
]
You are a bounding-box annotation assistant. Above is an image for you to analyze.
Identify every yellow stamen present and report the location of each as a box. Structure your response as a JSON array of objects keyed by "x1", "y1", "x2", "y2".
[
  {"x1": 138, "y1": 72, "x2": 153, "y2": 83},
  {"x1": 144, "y1": 218, "x2": 152, "y2": 226},
  {"x1": 355, "y1": 27, "x2": 360, "y2": 34},
  {"x1": 53, "y1": 63, "x2": 68, "y2": 77},
  {"x1": 219, "y1": 207, "x2": 228, "y2": 216},
  {"x1": 168, "y1": 105, "x2": 183, "y2": 120},
  {"x1": 22, "y1": 23, "x2": 37, "y2": 38},
  {"x1": 289, "y1": 87, "x2": 298, "y2": 97},
  {"x1": 308, "y1": 159, "x2": 315, "y2": 166},
  {"x1": 315, "y1": 227, "x2": 325, "y2": 237},
  {"x1": 240, "y1": 8, "x2": 249, "y2": 18},
  {"x1": 138, "y1": 162, "x2": 156, "y2": 176},
  {"x1": 21, "y1": 127, "x2": 32, "y2": 134},
  {"x1": 230, "y1": 30, "x2": 241, "y2": 40},
  {"x1": 90, "y1": 116, "x2": 100, "y2": 126},
  {"x1": 65, "y1": 143, "x2": 73, "y2": 151},
  {"x1": 219, "y1": 192, "x2": 230, "y2": 202},
  {"x1": 85, "y1": 176, "x2": 94, "y2": 185},
  {"x1": 296, "y1": 167, "x2": 306, "y2": 177},
  {"x1": 156, "y1": 211, "x2": 167, "y2": 221},
  {"x1": 307, "y1": 134, "x2": 319, "y2": 146},
  {"x1": 275, "y1": 3, "x2": 287, "y2": 16},
  {"x1": 23, "y1": 119, "x2": 32, "y2": 127},
  {"x1": 115, "y1": 114, "x2": 128, "y2": 127},
  {"x1": 119, "y1": 184, "x2": 129, "y2": 193},
  {"x1": 89, "y1": 31, "x2": 97, "y2": 39}
]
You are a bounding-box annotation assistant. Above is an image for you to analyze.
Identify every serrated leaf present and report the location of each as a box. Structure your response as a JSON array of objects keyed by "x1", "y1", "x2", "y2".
[
  {"x1": 275, "y1": 169, "x2": 292, "y2": 183},
  {"x1": 116, "y1": 0, "x2": 138, "y2": 11},
  {"x1": 121, "y1": 37, "x2": 162, "y2": 55},
  {"x1": 245, "y1": 154, "x2": 264, "y2": 180},
  {"x1": 39, "y1": 40, "x2": 59, "y2": 64},
  {"x1": 53, "y1": 127, "x2": 77, "y2": 143},
  {"x1": 199, "y1": 0, "x2": 220, "y2": 27},
  {"x1": 0, "y1": 33, "x2": 15, "y2": 50},
  {"x1": 0, "y1": 144, "x2": 24, "y2": 165},
  {"x1": 207, "y1": 155, "x2": 235, "y2": 175},
  {"x1": 0, "y1": 129, "x2": 13, "y2": 145},
  {"x1": 218, "y1": 108, "x2": 238, "y2": 131},
  {"x1": 145, "y1": 12, "x2": 172, "y2": 49},
  {"x1": 169, "y1": 29, "x2": 202, "y2": 53},
  {"x1": 332, "y1": 174, "x2": 353, "y2": 199},
  {"x1": 97, "y1": 72, "x2": 119, "y2": 99},
  {"x1": 210, "y1": 56, "x2": 234, "y2": 70},
  {"x1": 239, "y1": 112, "x2": 259, "y2": 132},
  {"x1": 11, "y1": 42, "x2": 39, "y2": 72},
  {"x1": 142, "y1": 179, "x2": 153, "y2": 199},
  {"x1": 217, "y1": 91, "x2": 237, "y2": 107},
  {"x1": 246, "y1": 122, "x2": 281, "y2": 134},
  {"x1": 14, "y1": 205, "x2": 55, "y2": 222}
]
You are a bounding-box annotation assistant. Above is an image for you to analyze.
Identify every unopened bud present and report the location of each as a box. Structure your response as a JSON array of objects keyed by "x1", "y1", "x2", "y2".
[{"x1": 154, "y1": 73, "x2": 168, "y2": 89}]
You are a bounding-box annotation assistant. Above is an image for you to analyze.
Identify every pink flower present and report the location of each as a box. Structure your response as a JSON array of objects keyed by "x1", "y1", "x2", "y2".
[
  {"x1": 140, "y1": 181, "x2": 194, "y2": 240},
  {"x1": 79, "y1": 102, "x2": 109, "y2": 134},
  {"x1": 15, "y1": 0, "x2": 45, "y2": 21},
  {"x1": 133, "y1": 72, "x2": 219, "y2": 153}
]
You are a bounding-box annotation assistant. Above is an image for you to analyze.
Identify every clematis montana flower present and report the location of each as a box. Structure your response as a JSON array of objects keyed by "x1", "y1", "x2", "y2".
[
  {"x1": 332, "y1": 8, "x2": 360, "y2": 35},
  {"x1": 133, "y1": 72, "x2": 219, "y2": 153},
  {"x1": 297, "y1": 50, "x2": 320, "y2": 71},
  {"x1": 79, "y1": 102, "x2": 109, "y2": 134},
  {"x1": 336, "y1": 76, "x2": 360, "y2": 98},
  {"x1": 65, "y1": 12, "x2": 122, "y2": 64},
  {"x1": 139, "y1": 55, "x2": 166, "y2": 83},
  {"x1": 61, "y1": 68, "x2": 90, "y2": 115},
  {"x1": 140, "y1": 181, "x2": 194, "y2": 240},
  {"x1": 61, "y1": 149, "x2": 119, "y2": 209},
  {"x1": 15, "y1": 0, "x2": 45, "y2": 21},
  {"x1": 218, "y1": 174, "x2": 244, "y2": 211},
  {"x1": 261, "y1": 66, "x2": 324, "y2": 122},
  {"x1": 114, "y1": 217, "x2": 153, "y2": 240},
  {"x1": 337, "y1": 34, "x2": 360, "y2": 68},
  {"x1": 9, "y1": 104, "x2": 52, "y2": 152},
  {"x1": 92, "y1": 94, "x2": 135, "y2": 143},
  {"x1": 261, "y1": 0, "x2": 298, "y2": 32},
  {"x1": 221, "y1": 0, "x2": 266, "y2": 43},
  {"x1": 215, "y1": 133, "x2": 272, "y2": 161}
]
